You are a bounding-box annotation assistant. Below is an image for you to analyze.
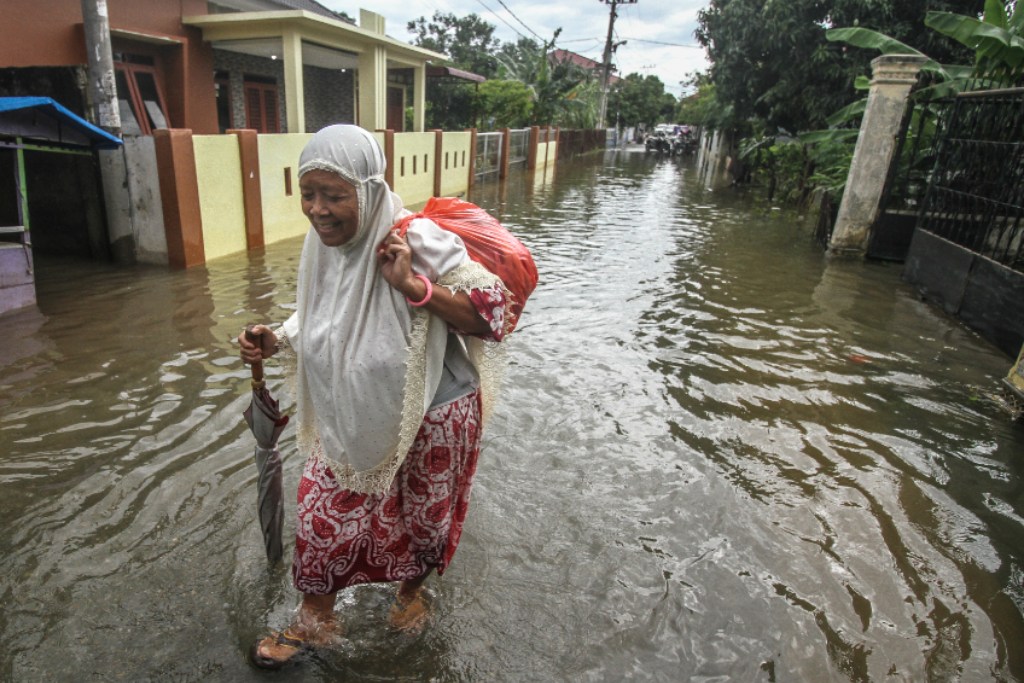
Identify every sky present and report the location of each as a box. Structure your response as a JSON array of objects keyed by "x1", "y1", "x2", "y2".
[{"x1": 325, "y1": 0, "x2": 710, "y2": 96}]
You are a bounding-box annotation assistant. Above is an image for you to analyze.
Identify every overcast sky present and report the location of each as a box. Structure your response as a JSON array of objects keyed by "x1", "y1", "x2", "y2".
[{"x1": 326, "y1": 0, "x2": 710, "y2": 96}]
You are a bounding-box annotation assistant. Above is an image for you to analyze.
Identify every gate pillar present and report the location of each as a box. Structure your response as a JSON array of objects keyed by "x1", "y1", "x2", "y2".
[{"x1": 829, "y1": 54, "x2": 927, "y2": 258}]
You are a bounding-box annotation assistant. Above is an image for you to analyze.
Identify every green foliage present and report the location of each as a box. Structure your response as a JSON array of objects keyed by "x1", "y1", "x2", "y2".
[
  {"x1": 607, "y1": 73, "x2": 675, "y2": 127},
  {"x1": 559, "y1": 79, "x2": 601, "y2": 129},
  {"x1": 407, "y1": 12, "x2": 501, "y2": 77},
  {"x1": 695, "y1": 0, "x2": 981, "y2": 133},
  {"x1": 926, "y1": 2, "x2": 1024, "y2": 78},
  {"x1": 407, "y1": 15, "x2": 603, "y2": 130},
  {"x1": 475, "y1": 80, "x2": 534, "y2": 129},
  {"x1": 494, "y1": 37, "x2": 544, "y2": 81},
  {"x1": 529, "y1": 35, "x2": 596, "y2": 126},
  {"x1": 422, "y1": 80, "x2": 477, "y2": 130}
]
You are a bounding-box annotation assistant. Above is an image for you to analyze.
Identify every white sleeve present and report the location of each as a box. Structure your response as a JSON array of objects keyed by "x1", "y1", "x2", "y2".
[
  {"x1": 281, "y1": 312, "x2": 300, "y2": 340},
  {"x1": 404, "y1": 217, "x2": 469, "y2": 280}
]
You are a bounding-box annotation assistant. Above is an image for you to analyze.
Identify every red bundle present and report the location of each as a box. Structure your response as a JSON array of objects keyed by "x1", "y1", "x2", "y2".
[{"x1": 393, "y1": 196, "x2": 537, "y2": 334}]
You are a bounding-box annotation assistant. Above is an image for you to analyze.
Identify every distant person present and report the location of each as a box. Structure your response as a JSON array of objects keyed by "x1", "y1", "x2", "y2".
[{"x1": 239, "y1": 124, "x2": 509, "y2": 669}]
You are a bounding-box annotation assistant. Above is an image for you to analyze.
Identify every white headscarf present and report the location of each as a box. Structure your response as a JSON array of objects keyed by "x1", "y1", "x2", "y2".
[{"x1": 285, "y1": 125, "x2": 501, "y2": 493}]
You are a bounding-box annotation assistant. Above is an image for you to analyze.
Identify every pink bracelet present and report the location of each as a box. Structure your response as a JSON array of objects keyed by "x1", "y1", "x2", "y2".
[{"x1": 406, "y1": 274, "x2": 433, "y2": 307}]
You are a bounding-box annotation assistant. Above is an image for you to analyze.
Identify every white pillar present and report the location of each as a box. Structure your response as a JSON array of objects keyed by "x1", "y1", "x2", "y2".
[
  {"x1": 829, "y1": 54, "x2": 927, "y2": 257},
  {"x1": 413, "y1": 64, "x2": 426, "y2": 132},
  {"x1": 282, "y1": 30, "x2": 305, "y2": 133},
  {"x1": 358, "y1": 10, "x2": 387, "y2": 131}
]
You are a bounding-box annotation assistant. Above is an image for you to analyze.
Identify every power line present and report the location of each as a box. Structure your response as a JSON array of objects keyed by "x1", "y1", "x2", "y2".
[
  {"x1": 620, "y1": 37, "x2": 702, "y2": 48},
  {"x1": 472, "y1": 0, "x2": 530, "y2": 42},
  {"x1": 492, "y1": 0, "x2": 546, "y2": 42}
]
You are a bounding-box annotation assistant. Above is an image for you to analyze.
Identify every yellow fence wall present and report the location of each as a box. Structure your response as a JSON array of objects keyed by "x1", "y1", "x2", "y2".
[
  {"x1": 193, "y1": 135, "x2": 246, "y2": 261},
  {"x1": 392, "y1": 132, "x2": 436, "y2": 207},
  {"x1": 546, "y1": 140, "x2": 558, "y2": 167},
  {"x1": 184, "y1": 128, "x2": 552, "y2": 262},
  {"x1": 439, "y1": 132, "x2": 472, "y2": 198},
  {"x1": 258, "y1": 133, "x2": 313, "y2": 245}
]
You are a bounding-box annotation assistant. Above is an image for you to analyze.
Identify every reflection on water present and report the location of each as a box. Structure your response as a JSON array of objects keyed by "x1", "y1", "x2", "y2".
[{"x1": 2, "y1": 152, "x2": 1023, "y2": 681}]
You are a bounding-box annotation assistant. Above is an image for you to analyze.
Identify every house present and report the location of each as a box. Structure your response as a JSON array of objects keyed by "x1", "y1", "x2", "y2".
[
  {"x1": 1, "y1": 0, "x2": 445, "y2": 137},
  {"x1": 0, "y1": 0, "x2": 453, "y2": 260},
  {"x1": 0, "y1": 0, "x2": 464, "y2": 314}
]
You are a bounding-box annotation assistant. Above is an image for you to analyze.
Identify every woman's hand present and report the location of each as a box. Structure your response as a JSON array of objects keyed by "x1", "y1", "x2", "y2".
[
  {"x1": 377, "y1": 230, "x2": 428, "y2": 301},
  {"x1": 238, "y1": 324, "x2": 277, "y2": 365}
]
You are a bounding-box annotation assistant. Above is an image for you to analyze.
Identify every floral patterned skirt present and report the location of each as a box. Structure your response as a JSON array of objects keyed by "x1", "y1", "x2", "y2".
[{"x1": 292, "y1": 390, "x2": 482, "y2": 595}]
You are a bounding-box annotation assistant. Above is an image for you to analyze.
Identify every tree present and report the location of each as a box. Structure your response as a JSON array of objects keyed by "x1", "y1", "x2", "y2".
[
  {"x1": 407, "y1": 12, "x2": 504, "y2": 129},
  {"x1": 407, "y1": 12, "x2": 501, "y2": 77},
  {"x1": 695, "y1": 0, "x2": 983, "y2": 133},
  {"x1": 495, "y1": 37, "x2": 544, "y2": 81},
  {"x1": 607, "y1": 73, "x2": 673, "y2": 128},
  {"x1": 475, "y1": 80, "x2": 534, "y2": 129},
  {"x1": 531, "y1": 38, "x2": 594, "y2": 126}
]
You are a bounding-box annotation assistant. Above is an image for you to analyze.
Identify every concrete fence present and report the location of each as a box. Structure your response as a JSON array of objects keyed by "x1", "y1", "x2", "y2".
[
  {"x1": 154, "y1": 128, "x2": 478, "y2": 268},
  {"x1": 101, "y1": 124, "x2": 567, "y2": 270}
]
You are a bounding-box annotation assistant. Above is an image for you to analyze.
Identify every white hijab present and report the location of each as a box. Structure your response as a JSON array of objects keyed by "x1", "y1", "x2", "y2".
[{"x1": 285, "y1": 125, "x2": 501, "y2": 493}]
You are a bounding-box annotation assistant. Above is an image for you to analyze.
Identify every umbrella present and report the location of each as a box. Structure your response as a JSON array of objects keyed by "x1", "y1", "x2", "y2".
[{"x1": 243, "y1": 326, "x2": 289, "y2": 564}]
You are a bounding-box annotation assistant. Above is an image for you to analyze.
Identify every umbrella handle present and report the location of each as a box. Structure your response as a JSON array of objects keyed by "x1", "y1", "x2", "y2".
[{"x1": 244, "y1": 325, "x2": 265, "y2": 385}]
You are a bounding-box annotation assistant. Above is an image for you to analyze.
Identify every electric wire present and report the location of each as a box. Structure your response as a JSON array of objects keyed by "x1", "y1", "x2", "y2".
[{"x1": 492, "y1": 0, "x2": 546, "y2": 42}]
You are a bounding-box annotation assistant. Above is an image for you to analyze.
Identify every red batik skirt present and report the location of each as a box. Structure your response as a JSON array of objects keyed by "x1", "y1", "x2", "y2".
[{"x1": 292, "y1": 389, "x2": 482, "y2": 595}]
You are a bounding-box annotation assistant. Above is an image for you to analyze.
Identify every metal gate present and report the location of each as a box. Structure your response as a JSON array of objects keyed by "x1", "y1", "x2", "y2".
[
  {"x1": 875, "y1": 85, "x2": 1024, "y2": 271},
  {"x1": 915, "y1": 87, "x2": 1024, "y2": 272}
]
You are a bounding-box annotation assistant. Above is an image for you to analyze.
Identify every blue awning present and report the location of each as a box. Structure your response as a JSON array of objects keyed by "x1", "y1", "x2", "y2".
[{"x1": 0, "y1": 97, "x2": 123, "y2": 150}]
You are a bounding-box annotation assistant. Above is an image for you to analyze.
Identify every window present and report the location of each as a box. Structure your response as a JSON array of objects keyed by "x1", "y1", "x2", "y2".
[
  {"x1": 244, "y1": 79, "x2": 280, "y2": 134},
  {"x1": 113, "y1": 56, "x2": 170, "y2": 136},
  {"x1": 215, "y1": 72, "x2": 232, "y2": 133}
]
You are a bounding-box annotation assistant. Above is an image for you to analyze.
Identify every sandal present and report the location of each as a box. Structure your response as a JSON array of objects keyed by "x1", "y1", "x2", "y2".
[
  {"x1": 250, "y1": 628, "x2": 310, "y2": 670},
  {"x1": 389, "y1": 592, "x2": 430, "y2": 634}
]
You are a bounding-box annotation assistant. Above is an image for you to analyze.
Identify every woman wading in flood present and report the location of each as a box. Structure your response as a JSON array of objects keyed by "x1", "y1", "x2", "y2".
[{"x1": 238, "y1": 124, "x2": 509, "y2": 669}]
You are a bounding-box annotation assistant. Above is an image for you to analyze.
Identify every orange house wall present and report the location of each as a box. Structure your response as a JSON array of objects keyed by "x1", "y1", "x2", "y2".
[{"x1": 0, "y1": 0, "x2": 217, "y2": 134}]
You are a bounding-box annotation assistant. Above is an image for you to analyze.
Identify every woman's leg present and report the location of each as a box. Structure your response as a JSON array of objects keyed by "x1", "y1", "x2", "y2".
[
  {"x1": 390, "y1": 571, "x2": 433, "y2": 630},
  {"x1": 253, "y1": 592, "x2": 338, "y2": 665}
]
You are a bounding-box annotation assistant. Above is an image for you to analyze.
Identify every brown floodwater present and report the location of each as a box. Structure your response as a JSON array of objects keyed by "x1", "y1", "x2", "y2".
[{"x1": 2, "y1": 150, "x2": 1023, "y2": 682}]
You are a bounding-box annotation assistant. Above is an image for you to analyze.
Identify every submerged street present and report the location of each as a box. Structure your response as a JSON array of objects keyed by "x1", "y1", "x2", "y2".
[{"x1": 2, "y1": 150, "x2": 1023, "y2": 681}]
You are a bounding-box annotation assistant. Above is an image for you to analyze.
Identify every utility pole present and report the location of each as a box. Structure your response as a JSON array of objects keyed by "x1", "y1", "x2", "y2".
[
  {"x1": 597, "y1": 0, "x2": 635, "y2": 130},
  {"x1": 82, "y1": 0, "x2": 138, "y2": 265},
  {"x1": 80, "y1": 0, "x2": 121, "y2": 136}
]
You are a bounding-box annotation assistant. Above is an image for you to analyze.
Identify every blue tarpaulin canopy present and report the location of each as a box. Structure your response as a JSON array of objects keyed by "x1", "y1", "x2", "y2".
[{"x1": 0, "y1": 96, "x2": 123, "y2": 150}]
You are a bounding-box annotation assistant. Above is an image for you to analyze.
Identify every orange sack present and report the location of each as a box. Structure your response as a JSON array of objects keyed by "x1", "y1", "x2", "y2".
[{"x1": 392, "y1": 197, "x2": 538, "y2": 334}]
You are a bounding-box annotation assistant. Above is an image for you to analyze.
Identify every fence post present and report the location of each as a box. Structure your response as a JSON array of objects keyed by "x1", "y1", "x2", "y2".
[
  {"x1": 432, "y1": 129, "x2": 443, "y2": 197},
  {"x1": 228, "y1": 128, "x2": 264, "y2": 250},
  {"x1": 154, "y1": 128, "x2": 205, "y2": 269},
  {"x1": 468, "y1": 128, "x2": 477, "y2": 189},
  {"x1": 527, "y1": 125, "x2": 540, "y2": 170},
  {"x1": 500, "y1": 127, "x2": 511, "y2": 180},
  {"x1": 829, "y1": 54, "x2": 927, "y2": 258}
]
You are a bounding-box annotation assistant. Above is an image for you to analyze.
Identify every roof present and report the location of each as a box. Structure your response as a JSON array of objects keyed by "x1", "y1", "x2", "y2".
[
  {"x1": 266, "y1": 0, "x2": 353, "y2": 22},
  {"x1": 0, "y1": 97, "x2": 122, "y2": 149},
  {"x1": 184, "y1": 11, "x2": 445, "y2": 66},
  {"x1": 427, "y1": 65, "x2": 486, "y2": 83},
  {"x1": 549, "y1": 48, "x2": 620, "y2": 84}
]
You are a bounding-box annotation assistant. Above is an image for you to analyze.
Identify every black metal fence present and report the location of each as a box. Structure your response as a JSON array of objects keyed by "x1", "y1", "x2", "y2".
[{"x1": 914, "y1": 88, "x2": 1024, "y2": 272}]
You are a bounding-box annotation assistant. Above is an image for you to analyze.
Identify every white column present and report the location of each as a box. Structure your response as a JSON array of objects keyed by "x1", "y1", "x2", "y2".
[
  {"x1": 358, "y1": 10, "x2": 388, "y2": 131},
  {"x1": 829, "y1": 54, "x2": 927, "y2": 257},
  {"x1": 413, "y1": 64, "x2": 426, "y2": 132},
  {"x1": 358, "y1": 45, "x2": 387, "y2": 130},
  {"x1": 282, "y1": 30, "x2": 305, "y2": 133}
]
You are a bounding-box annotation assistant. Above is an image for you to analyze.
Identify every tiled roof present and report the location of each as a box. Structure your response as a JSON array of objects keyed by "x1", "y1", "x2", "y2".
[{"x1": 549, "y1": 48, "x2": 620, "y2": 83}]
